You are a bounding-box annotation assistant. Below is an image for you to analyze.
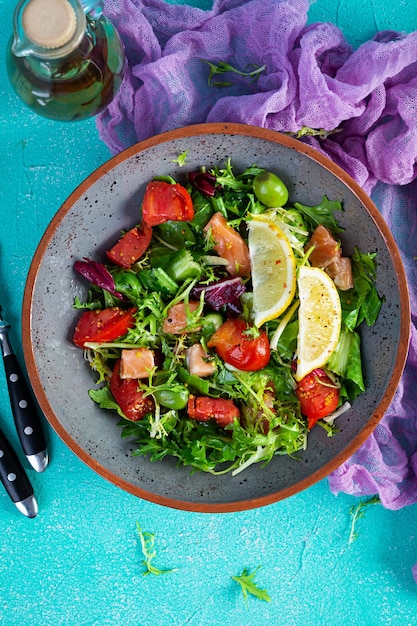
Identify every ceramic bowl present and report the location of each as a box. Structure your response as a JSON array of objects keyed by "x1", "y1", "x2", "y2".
[{"x1": 22, "y1": 123, "x2": 410, "y2": 512}]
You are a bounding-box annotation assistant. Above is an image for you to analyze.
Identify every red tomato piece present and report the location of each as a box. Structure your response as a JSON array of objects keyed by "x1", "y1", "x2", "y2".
[
  {"x1": 295, "y1": 368, "x2": 340, "y2": 429},
  {"x1": 203, "y1": 212, "x2": 250, "y2": 277},
  {"x1": 110, "y1": 360, "x2": 154, "y2": 421},
  {"x1": 106, "y1": 222, "x2": 152, "y2": 269},
  {"x1": 207, "y1": 319, "x2": 270, "y2": 371},
  {"x1": 73, "y1": 307, "x2": 137, "y2": 348},
  {"x1": 187, "y1": 396, "x2": 240, "y2": 428},
  {"x1": 142, "y1": 181, "x2": 194, "y2": 226}
]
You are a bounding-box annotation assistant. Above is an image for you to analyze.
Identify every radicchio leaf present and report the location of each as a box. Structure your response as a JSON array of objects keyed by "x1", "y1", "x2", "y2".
[
  {"x1": 192, "y1": 276, "x2": 246, "y2": 312},
  {"x1": 74, "y1": 258, "x2": 125, "y2": 300},
  {"x1": 188, "y1": 171, "x2": 218, "y2": 196},
  {"x1": 226, "y1": 297, "x2": 243, "y2": 317}
]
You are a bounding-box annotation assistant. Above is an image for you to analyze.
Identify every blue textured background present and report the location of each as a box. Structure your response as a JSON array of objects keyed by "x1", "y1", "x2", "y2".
[{"x1": 1, "y1": 1, "x2": 417, "y2": 624}]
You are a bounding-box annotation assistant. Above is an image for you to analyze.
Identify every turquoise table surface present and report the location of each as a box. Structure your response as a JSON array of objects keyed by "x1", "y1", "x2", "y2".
[{"x1": 1, "y1": 1, "x2": 417, "y2": 624}]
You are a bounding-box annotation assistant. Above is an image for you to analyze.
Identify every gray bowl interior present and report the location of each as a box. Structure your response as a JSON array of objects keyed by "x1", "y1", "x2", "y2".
[{"x1": 24, "y1": 125, "x2": 408, "y2": 511}]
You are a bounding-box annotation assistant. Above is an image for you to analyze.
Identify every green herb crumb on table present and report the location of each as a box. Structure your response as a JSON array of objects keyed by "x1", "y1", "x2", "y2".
[
  {"x1": 135, "y1": 521, "x2": 178, "y2": 576},
  {"x1": 348, "y1": 496, "x2": 381, "y2": 546},
  {"x1": 232, "y1": 566, "x2": 271, "y2": 604}
]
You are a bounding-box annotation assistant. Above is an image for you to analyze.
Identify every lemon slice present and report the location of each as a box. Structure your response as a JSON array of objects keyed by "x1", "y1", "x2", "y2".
[
  {"x1": 295, "y1": 266, "x2": 342, "y2": 381},
  {"x1": 248, "y1": 216, "x2": 297, "y2": 327}
]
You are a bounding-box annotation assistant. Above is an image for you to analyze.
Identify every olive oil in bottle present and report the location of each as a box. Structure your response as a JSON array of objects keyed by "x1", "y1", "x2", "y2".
[{"x1": 7, "y1": 0, "x2": 125, "y2": 121}]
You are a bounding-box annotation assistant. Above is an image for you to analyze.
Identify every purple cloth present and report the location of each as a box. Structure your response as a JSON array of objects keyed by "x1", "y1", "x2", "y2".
[
  {"x1": 328, "y1": 181, "x2": 417, "y2": 509},
  {"x1": 97, "y1": 0, "x2": 417, "y2": 509}
]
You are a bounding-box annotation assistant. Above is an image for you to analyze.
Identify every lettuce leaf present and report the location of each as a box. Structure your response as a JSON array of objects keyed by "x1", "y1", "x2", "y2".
[
  {"x1": 293, "y1": 196, "x2": 344, "y2": 233},
  {"x1": 327, "y1": 329, "x2": 364, "y2": 399},
  {"x1": 339, "y1": 248, "x2": 384, "y2": 331}
]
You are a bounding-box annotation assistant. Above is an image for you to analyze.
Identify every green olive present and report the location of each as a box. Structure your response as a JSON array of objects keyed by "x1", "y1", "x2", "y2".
[
  {"x1": 154, "y1": 385, "x2": 189, "y2": 410},
  {"x1": 252, "y1": 171, "x2": 289, "y2": 207}
]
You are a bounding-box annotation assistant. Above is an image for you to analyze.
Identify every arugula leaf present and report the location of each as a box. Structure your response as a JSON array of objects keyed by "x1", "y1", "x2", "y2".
[
  {"x1": 351, "y1": 248, "x2": 383, "y2": 326},
  {"x1": 89, "y1": 386, "x2": 126, "y2": 418},
  {"x1": 232, "y1": 566, "x2": 271, "y2": 603},
  {"x1": 188, "y1": 190, "x2": 214, "y2": 232},
  {"x1": 190, "y1": 160, "x2": 265, "y2": 223},
  {"x1": 293, "y1": 195, "x2": 344, "y2": 233},
  {"x1": 135, "y1": 522, "x2": 178, "y2": 575},
  {"x1": 348, "y1": 495, "x2": 381, "y2": 545}
]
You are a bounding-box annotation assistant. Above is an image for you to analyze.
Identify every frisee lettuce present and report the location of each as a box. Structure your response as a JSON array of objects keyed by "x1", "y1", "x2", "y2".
[
  {"x1": 348, "y1": 496, "x2": 381, "y2": 545},
  {"x1": 135, "y1": 521, "x2": 178, "y2": 575}
]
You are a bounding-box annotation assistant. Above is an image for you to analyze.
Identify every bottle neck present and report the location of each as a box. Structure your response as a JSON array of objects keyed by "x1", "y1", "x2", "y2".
[{"x1": 12, "y1": 0, "x2": 88, "y2": 60}]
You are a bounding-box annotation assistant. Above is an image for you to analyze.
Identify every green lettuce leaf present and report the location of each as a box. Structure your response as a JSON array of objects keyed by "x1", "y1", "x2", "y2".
[
  {"x1": 327, "y1": 329, "x2": 364, "y2": 399},
  {"x1": 339, "y1": 248, "x2": 384, "y2": 331}
]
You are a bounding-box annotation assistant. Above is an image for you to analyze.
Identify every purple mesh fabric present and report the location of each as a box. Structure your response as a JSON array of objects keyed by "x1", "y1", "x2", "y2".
[{"x1": 96, "y1": 0, "x2": 417, "y2": 511}]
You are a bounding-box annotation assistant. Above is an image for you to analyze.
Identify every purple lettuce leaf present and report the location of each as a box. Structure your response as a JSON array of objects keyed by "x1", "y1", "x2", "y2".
[
  {"x1": 188, "y1": 171, "x2": 218, "y2": 197},
  {"x1": 192, "y1": 276, "x2": 246, "y2": 311},
  {"x1": 74, "y1": 258, "x2": 125, "y2": 300}
]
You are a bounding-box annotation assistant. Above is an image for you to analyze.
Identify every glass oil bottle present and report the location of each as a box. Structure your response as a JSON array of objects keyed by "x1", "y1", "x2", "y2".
[{"x1": 7, "y1": 0, "x2": 126, "y2": 121}]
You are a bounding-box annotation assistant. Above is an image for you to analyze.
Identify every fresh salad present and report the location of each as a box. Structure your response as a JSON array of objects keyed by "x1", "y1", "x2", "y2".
[{"x1": 72, "y1": 158, "x2": 383, "y2": 475}]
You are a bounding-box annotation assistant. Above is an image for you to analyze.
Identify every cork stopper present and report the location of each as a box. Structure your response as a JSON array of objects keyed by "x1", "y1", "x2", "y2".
[{"x1": 22, "y1": 0, "x2": 77, "y2": 49}]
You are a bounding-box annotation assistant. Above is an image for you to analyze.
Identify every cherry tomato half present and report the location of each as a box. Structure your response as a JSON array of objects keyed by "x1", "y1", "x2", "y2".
[
  {"x1": 187, "y1": 396, "x2": 239, "y2": 428},
  {"x1": 207, "y1": 318, "x2": 270, "y2": 371},
  {"x1": 110, "y1": 360, "x2": 155, "y2": 421},
  {"x1": 142, "y1": 181, "x2": 194, "y2": 226},
  {"x1": 106, "y1": 222, "x2": 152, "y2": 269},
  {"x1": 73, "y1": 307, "x2": 137, "y2": 348},
  {"x1": 295, "y1": 368, "x2": 340, "y2": 429}
]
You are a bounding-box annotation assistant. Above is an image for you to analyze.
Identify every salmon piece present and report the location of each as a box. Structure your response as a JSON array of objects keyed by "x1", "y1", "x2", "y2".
[
  {"x1": 305, "y1": 225, "x2": 353, "y2": 291},
  {"x1": 204, "y1": 212, "x2": 251, "y2": 277},
  {"x1": 162, "y1": 301, "x2": 201, "y2": 334},
  {"x1": 186, "y1": 343, "x2": 217, "y2": 378},
  {"x1": 326, "y1": 256, "x2": 354, "y2": 291},
  {"x1": 306, "y1": 224, "x2": 340, "y2": 269},
  {"x1": 119, "y1": 348, "x2": 155, "y2": 379}
]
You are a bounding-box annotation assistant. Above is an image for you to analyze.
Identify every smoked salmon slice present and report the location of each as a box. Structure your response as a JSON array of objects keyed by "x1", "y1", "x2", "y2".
[{"x1": 306, "y1": 225, "x2": 353, "y2": 291}]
